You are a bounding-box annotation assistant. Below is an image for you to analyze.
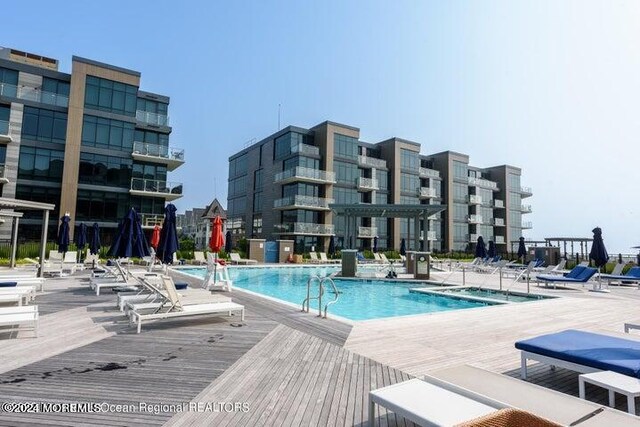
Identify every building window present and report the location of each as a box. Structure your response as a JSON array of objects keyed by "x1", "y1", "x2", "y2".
[
  {"x1": 453, "y1": 203, "x2": 467, "y2": 221},
  {"x1": 21, "y1": 106, "x2": 67, "y2": 144},
  {"x1": 334, "y1": 160, "x2": 358, "y2": 185},
  {"x1": 283, "y1": 156, "x2": 319, "y2": 171},
  {"x1": 334, "y1": 187, "x2": 359, "y2": 204},
  {"x1": 282, "y1": 183, "x2": 319, "y2": 198},
  {"x1": 134, "y1": 129, "x2": 169, "y2": 146},
  {"x1": 228, "y1": 197, "x2": 247, "y2": 217},
  {"x1": 0, "y1": 67, "x2": 18, "y2": 97},
  {"x1": 334, "y1": 134, "x2": 358, "y2": 159},
  {"x1": 253, "y1": 192, "x2": 263, "y2": 213},
  {"x1": 375, "y1": 192, "x2": 388, "y2": 204},
  {"x1": 376, "y1": 170, "x2": 388, "y2": 191},
  {"x1": 401, "y1": 173, "x2": 419, "y2": 193},
  {"x1": 229, "y1": 153, "x2": 248, "y2": 178},
  {"x1": 76, "y1": 190, "x2": 130, "y2": 222},
  {"x1": 130, "y1": 196, "x2": 165, "y2": 216},
  {"x1": 81, "y1": 115, "x2": 135, "y2": 151},
  {"x1": 508, "y1": 173, "x2": 521, "y2": 189},
  {"x1": 17, "y1": 146, "x2": 64, "y2": 182},
  {"x1": 0, "y1": 105, "x2": 9, "y2": 135},
  {"x1": 42, "y1": 77, "x2": 70, "y2": 98},
  {"x1": 274, "y1": 131, "x2": 312, "y2": 160},
  {"x1": 400, "y1": 149, "x2": 419, "y2": 171},
  {"x1": 453, "y1": 183, "x2": 468, "y2": 202},
  {"x1": 137, "y1": 98, "x2": 168, "y2": 115},
  {"x1": 453, "y1": 161, "x2": 467, "y2": 179},
  {"x1": 228, "y1": 175, "x2": 247, "y2": 197},
  {"x1": 84, "y1": 76, "x2": 137, "y2": 116},
  {"x1": 79, "y1": 153, "x2": 132, "y2": 188},
  {"x1": 132, "y1": 163, "x2": 167, "y2": 183},
  {"x1": 15, "y1": 186, "x2": 60, "y2": 219},
  {"x1": 252, "y1": 216, "x2": 262, "y2": 235},
  {"x1": 254, "y1": 169, "x2": 263, "y2": 190}
]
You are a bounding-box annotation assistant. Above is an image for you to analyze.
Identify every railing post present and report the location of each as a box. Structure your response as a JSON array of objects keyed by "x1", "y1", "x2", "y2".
[
  {"x1": 317, "y1": 281, "x2": 323, "y2": 317},
  {"x1": 499, "y1": 267, "x2": 503, "y2": 290},
  {"x1": 462, "y1": 267, "x2": 466, "y2": 286}
]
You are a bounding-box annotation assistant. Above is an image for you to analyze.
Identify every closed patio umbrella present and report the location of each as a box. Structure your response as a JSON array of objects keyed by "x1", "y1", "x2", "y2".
[
  {"x1": 57, "y1": 214, "x2": 70, "y2": 255},
  {"x1": 400, "y1": 238, "x2": 406, "y2": 256},
  {"x1": 107, "y1": 208, "x2": 150, "y2": 259},
  {"x1": 90, "y1": 223, "x2": 101, "y2": 256},
  {"x1": 156, "y1": 204, "x2": 179, "y2": 265},
  {"x1": 75, "y1": 223, "x2": 87, "y2": 262},
  {"x1": 225, "y1": 230, "x2": 232, "y2": 254},
  {"x1": 589, "y1": 227, "x2": 609, "y2": 290},
  {"x1": 373, "y1": 236, "x2": 378, "y2": 253},
  {"x1": 475, "y1": 236, "x2": 487, "y2": 259},
  {"x1": 209, "y1": 215, "x2": 225, "y2": 284},
  {"x1": 328, "y1": 235, "x2": 336, "y2": 258},
  {"x1": 517, "y1": 237, "x2": 527, "y2": 262},
  {"x1": 487, "y1": 240, "x2": 496, "y2": 259}
]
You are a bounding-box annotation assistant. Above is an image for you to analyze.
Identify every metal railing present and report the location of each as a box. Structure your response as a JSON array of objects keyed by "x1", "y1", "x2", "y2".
[
  {"x1": 0, "y1": 119, "x2": 8, "y2": 136},
  {"x1": 520, "y1": 186, "x2": 532, "y2": 194},
  {"x1": 468, "y1": 214, "x2": 483, "y2": 224},
  {"x1": 358, "y1": 155, "x2": 387, "y2": 169},
  {"x1": 469, "y1": 233, "x2": 478, "y2": 242},
  {"x1": 358, "y1": 226, "x2": 377, "y2": 238},
  {"x1": 140, "y1": 213, "x2": 164, "y2": 227},
  {"x1": 0, "y1": 82, "x2": 69, "y2": 107},
  {"x1": 521, "y1": 204, "x2": 532, "y2": 213},
  {"x1": 302, "y1": 275, "x2": 340, "y2": 319},
  {"x1": 357, "y1": 177, "x2": 379, "y2": 190},
  {"x1": 493, "y1": 199, "x2": 504, "y2": 208},
  {"x1": 274, "y1": 222, "x2": 335, "y2": 235},
  {"x1": 418, "y1": 187, "x2": 436, "y2": 198},
  {"x1": 273, "y1": 195, "x2": 334, "y2": 209},
  {"x1": 132, "y1": 141, "x2": 184, "y2": 161},
  {"x1": 468, "y1": 176, "x2": 498, "y2": 189},
  {"x1": 136, "y1": 110, "x2": 170, "y2": 126},
  {"x1": 468, "y1": 195, "x2": 482, "y2": 205},
  {"x1": 495, "y1": 236, "x2": 505, "y2": 244},
  {"x1": 274, "y1": 167, "x2": 336, "y2": 183},
  {"x1": 419, "y1": 167, "x2": 440, "y2": 178},
  {"x1": 522, "y1": 221, "x2": 533, "y2": 229},
  {"x1": 492, "y1": 218, "x2": 505, "y2": 226},
  {"x1": 291, "y1": 143, "x2": 320, "y2": 156},
  {"x1": 130, "y1": 178, "x2": 183, "y2": 195}
]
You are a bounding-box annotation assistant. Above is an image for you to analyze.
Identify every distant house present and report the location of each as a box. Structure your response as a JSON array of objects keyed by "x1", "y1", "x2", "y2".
[{"x1": 178, "y1": 199, "x2": 227, "y2": 250}]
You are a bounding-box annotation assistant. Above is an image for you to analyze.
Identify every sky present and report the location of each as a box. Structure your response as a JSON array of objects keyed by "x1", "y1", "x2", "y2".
[{"x1": 2, "y1": 0, "x2": 640, "y2": 253}]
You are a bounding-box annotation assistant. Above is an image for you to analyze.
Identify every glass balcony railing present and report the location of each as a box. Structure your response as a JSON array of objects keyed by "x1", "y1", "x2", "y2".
[
  {"x1": 0, "y1": 164, "x2": 6, "y2": 181},
  {"x1": 426, "y1": 230, "x2": 436, "y2": 241},
  {"x1": 358, "y1": 155, "x2": 387, "y2": 169},
  {"x1": 274, "y1": 222, "x2": 335, "y2": 235},
  {"x1": 418, "y1": 187, "x2": 436, "y2": 198},
  {"x1": 130, "y1": 178, "x2": 183, "y2": 197},
  {"x1": 493, "y1": 199, "x2": 504, "y2": 208},
  {"x1": 468, "y1": 195, "x2": 483, "y2": 205},
  {"x1": 495, "y1": 236, "x2": 505, "y2": 244},
  {"x1": 357, "y1": 177, "x2": 379, "y2": 191},
  {"x1": 291, "y1": 143, "x2": 320, "y2": 156},
  {"x1": 274, "y1": 195, "x2": 334, "y2": 210},
  {"x1": 419, "y1": 167, "x2": 440, "y2": 179},
  {"x1": 468, "y1": 176, "x2": 498, "y2": 190},
  {"x1": 357, "y1": 226, "x2": 377, "y2": 238},
  {"x1": 522, "y1": 221, "x2": 533, "y2": 229},
  {"x1": 0, "y1": 82, "x2": 69, "y2": 107},
  {"x1": 274, "y1": 167, "x2": 336, "y2": 184},
  {"x1": 520, "y1": 204, "x2": 532, "y2": 213},
  {"x1": 0, "y1": 119, "x2": 9, "y2": 136},
  {"x1": 132, "y1": 142, "x2": 184, "y2": 161},
  {"x1": 520, "y1": 186, "x2": 533, "y2": 196},
  {"x1": 469, "y1": 233, "x2": 478, "y2": 242},
  {"x1": 139, "y1": 213, "x2": 164, "y2": 227},
  {"x1": 492, "y1": 218, "x2": 505, "y2": 226},
  {"x1": 468, "y1": 214, "x2": 483, "y2": 224},
  {"x1": 136, "y1": 110, "x2": 170, "y2": 126}
]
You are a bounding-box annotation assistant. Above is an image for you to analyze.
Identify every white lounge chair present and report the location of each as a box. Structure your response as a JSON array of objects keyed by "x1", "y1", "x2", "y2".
[
  {"x1": 319, "y1": 253, "x2": 340, "y2": 264},
  {"x1": 128, "y1": 275, "x2": 244, "y2": 333},
  {"x1": 90, "y1": 262, "x2": 153, "y2": 295},
  {"x1": 192, "y1": 252, "x2": 207, "y2": 265},
  {"x1": 84, "y1": 253, "x2": 100, "y2": 268},
  {"x1": 0, "y1": 277, "x2": 46, "y2": 292},
  {"x1": 0, "y1": 305, "x2": 38, "y2": 337},
  {"x1": 308, "y1": 252, "x2": 320, "y2": 264},
  {"x1": 62, "y1": 251, "x2": 85, "y2": 273},
  {"x1": 0, "y1": 286, "x2": 36, "y2": 304},
  {"x1": 229, "y1": 252, "x2": 257, "y2": 265}
]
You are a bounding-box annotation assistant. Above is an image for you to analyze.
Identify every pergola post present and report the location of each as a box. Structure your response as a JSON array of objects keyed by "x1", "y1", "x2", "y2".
[
  {"x1": 38, "y1": 210, "x2": 49, "y2": 278},
  {"x1": 423, "y1": 216, "x2": 429, "y2": 252},
  {"x1": 10, "y1": 217, "x2": 19, "y2": 268},
  {"x1": 414, "y1": 216, "x2": 420, "y2": 251}
]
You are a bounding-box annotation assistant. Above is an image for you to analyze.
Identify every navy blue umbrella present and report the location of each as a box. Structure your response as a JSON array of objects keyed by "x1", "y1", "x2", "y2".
[
  {"x1": 328, "y1": 235, "x2": 336, "y2": 257},
  {"x1": 90, "y1": 223, "x2": 101, "y2": 255},
  {"x1": 57, "y1": 215, "x2": 70, "y2": 254},
  {"x1": 517, "y1": 237, "x2": 527, "y2": 260},
  {"x1": 75, "y1": 223, "x2": 88, "y2": 262},
  {"x1": 225, "y1": 230, "x2": 232, "y2": 254},
  {"x1": 589, "y1": 227, "x2": 608, "y2": 268},
  {"x1": 400, "y1": 238, "x2": 406, "y2": 256},
  {"x1": 156, "y1": 204, "x2": 179, "y2": 264},
  {"x1": 373, "y1": 236, "x2": 378, "y2": 253},
  {"x1": 487, "y1": 240, "x2": 496, "y2": 258},
  {"x1": 475, "y1": 236, "x2": 487, "y2": 259},
  {"x1": 108, "y1": 208, "x2": 150, "y2": 258}
]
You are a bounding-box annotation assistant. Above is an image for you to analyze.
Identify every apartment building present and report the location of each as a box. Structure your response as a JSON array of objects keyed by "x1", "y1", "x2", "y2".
[
  {"x1": 227, "y1": 120, "x2": 531, "y2": 254},
  {"x1": 0, "y1": 47, "x2": 184, "y2": 241}
]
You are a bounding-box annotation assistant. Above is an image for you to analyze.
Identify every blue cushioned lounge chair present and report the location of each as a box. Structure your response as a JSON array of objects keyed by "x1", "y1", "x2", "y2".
[
  {"x1": 536, "y1": 266, "x2": 597, "y2": 289},
  {"x1": 601, "y1": 266, "x2": 640, "y2": 286},
  {"x1": 516, "y1": 329, "x2": 640, "y2": 379}
]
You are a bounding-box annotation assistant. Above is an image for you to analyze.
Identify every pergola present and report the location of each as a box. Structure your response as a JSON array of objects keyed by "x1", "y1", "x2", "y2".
[
  {"x1": 509, "y1": 239, "x2": 546, "y2": 253},
  {"x1": 329, "y1": 204, "x2": 447, "y2": 251},
  {"x1": 544, "y1": 237, "x2": 593, "y2": 260},
  {"x1": 0, "y1": 197, "x2": 56, "y2": 277}
]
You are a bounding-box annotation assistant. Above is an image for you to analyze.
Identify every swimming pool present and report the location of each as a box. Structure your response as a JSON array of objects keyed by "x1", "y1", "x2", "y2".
[{"x1": 176, "y1": 266, "x2": 497, "y2": 321}]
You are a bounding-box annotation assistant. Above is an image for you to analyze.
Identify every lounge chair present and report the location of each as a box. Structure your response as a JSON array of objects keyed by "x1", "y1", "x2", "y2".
[
  {"x1": 229, "y1": 252, "x2": 257, "y2": 265},
  {"x1": 516, "y1": 329, "x2": 640, "y2": 380},
  {"x1": 128, "y1": 275, "x2": 244, "y2": 333},
  {"x1": 62, "y1": 251, "x2": 84, "y2": 273},
  {"x1": 83, "y1": 253, "x2": 100, "y2": 268},
  {"x1": 192, "y1": 251, "x2": 207, "y2": 265},
  {"x1": 90, "y1": 262, "x2": 154, "y2": 295},
  {"x1": 308, "y1": 252, "x2": 321, "y2": 264},
  {"x1": 0, "y1": 286, "x2": 36, "y2": 304},
  {"x1": 0, "y1": 305, "x2": 38, "y2": 337},
  {"x1": 319, "y1": 253, "x2": 340, "y2": 264},
  {"x1": 602, "y1": 266, "x2": 640, "y2": 286},
  {"x1": 0, "y1": 277, "x2": 46, "y2": 292},
  {"x1": 536, "y1": 266, "x2": 598, "y2": 289}
]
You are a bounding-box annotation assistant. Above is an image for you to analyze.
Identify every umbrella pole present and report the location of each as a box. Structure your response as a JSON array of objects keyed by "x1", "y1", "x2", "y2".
[{"x1": 214, "y1": 253, "x2": 217, "y2": 284}]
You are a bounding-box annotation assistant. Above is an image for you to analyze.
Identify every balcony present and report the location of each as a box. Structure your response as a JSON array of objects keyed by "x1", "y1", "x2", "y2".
[
  {"x1": 358, "y1": 155, "x2": 387, "y2": 169},
  {"x1": 0, "y1": 120, "x2": 10, "y2": 143},
  {"x1": 419, "y1": 167, "x2": 440, "y2": 179},
  {"x1": 521, "y1": 204, "x2": 532, "y2": 213},
  {"x1": 492, "y1": 218, "x2": 505, "y2": 227},
  {"x1": 357, "y1": 177, "x2": 379, "y2": 191},
  {"x1": 522, "y1": 221, "x2": 533, "y2": 229},
  {"x1": 468, "y1": 176, "x2": 498, "y2": 190},
  {"x1": 0, "y1": 164, "x2": 8, "y2": 184},
  {"x1": 136, "y1": 110, "x2": 170, "y2": 127},
  {"x1": 469, "y1": 233, "x2": 478, "y2": 242},
  {"x1": 468, "y1": 195, "x2": 483, "y2": 205},
  {"x1": 291, "y1": 143, "x2": 320, "y2": 156},
  {"x1": 417, "y1": 187, "x2": 437, "y2": 199},
  {"x1": 274, "y1": 195, "x2": 334, "y2": 211},
  {"x1": 0, "y1": 82, "x2": 69, "y2": 107},
  {"x1": 468, "y1": 214, "x2": 483, "y2": 224},
  {"x1": 274, "y1": 167, "x2": 336, "y2": 185},
  {"x1": 274, "y1": 222, "x2": 335, "y2": 236},
  {"x1": 130, "y1": 178, "x2": 183, "y2": 201},
  {"x1": 357, "y1": 226, "x2": 377, "y2": 238},
  {"x1": 520, "y1": 186, "x2": 533, "y2": 198},
  {"x1": 426, "y1": 230, "x2": 436, "y2": 241},
  {"x1": 139, "y1": 213, "x2": 164, "y2": 229},
  {"x1": 132, "y1": 142, "x2": 185, "y2": 171},
  {"x1": 493, "y1": 199, "x2": 505, "y2": 209},
  {"x1": 495, "y1": 236, "x2": 505, "y2": 244}
]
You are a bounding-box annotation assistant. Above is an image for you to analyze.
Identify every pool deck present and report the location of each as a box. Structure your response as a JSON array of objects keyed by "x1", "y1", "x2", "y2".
[{"x1": 1, "y1": 265, "x2": 640, "y2": 425}]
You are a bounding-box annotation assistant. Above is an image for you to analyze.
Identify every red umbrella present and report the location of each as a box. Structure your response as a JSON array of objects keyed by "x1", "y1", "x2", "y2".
[
  {"x1": 150, "y1": 225, "x2": 161, "y2": 250},
  {"x1": 209, "y1": 216, "x2": 224, "y2": 253}
]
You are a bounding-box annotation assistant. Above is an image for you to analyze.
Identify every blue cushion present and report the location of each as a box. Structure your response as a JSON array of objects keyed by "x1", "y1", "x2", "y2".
[
  {"x1": 175, "y1": 283, "x2": 188, "y2": 290},
  {"x1": 516, "y1": 329, "x2": 640, "y2": 378},
  {"x1": 627, "y1": 267, "x2": 640, "y2": 278},
  {"x1": 575, "y1": 267, "x2": 597, "y2": 281},
  {"x1": 565, "y1": 266, "x2": 586, "y2": 279},
  {"x1": 0, "y1": 282, "x2": 17, "y2": 287}
]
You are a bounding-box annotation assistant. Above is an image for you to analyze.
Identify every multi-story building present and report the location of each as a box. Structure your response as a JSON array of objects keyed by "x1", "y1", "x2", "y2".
[
  {"x1": 227, "y1": 120, "x2": 531, "y2": 254},
  {"x1": 0, "y1": 47, "x2": 184, "y2": 241}
]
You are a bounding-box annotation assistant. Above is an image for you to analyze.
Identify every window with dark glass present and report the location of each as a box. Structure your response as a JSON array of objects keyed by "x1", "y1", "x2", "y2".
[
  {"x1": 401, "y1": 149, "x2": 419, "y2": 171},
  {"x1": 76, "y1": 190, "x2": 130, "y2": 222},
  {"x1": 401, "y1": 173, "x2": 419, "y2": 192},
  {"x1": 228, "y1": 175, "x2": 247, "y2": 197},
  {"x1": 0, "y1": 67, "x2": 18, "y2": 97},
  {"x1": 253, "y1": 192, "x2": 263, "y2": 213},
  {"x1": 16, "y1": 185, "x2": 60, "y2": 218},
  {"x1": 134, "y1": 129, "x2": 169, "y2": 146},
  {"x1": 79, "y1": 153, "x2": 132, "y2": 188},
  {"x1": 282, "y1": 183, "x2": 319, "y2": 198},
  {"x1": 0, "y1": 105, "x2": 9, "y2": 135},
  {"x1": 229, "y1": 154, "x2": 248, "y2": 178},
  {"x1": 21, "y1": 106, "x2": 67, "y2": 144},
  {"x1": 132, "y1": 162, "x2": 167, "y2": 183},
  {"x1": 334, "y1": 160, "x2": 358, "y2": 184},
  {"x1": 283, "y1": 156, "x2": 318, "y2": 171},
  {"x1": 84, "y1": 76, "x2": 137, "y2": 116},
  {"x1": 81, "y1": 115, "x2": 134, "y2": 151},
  {"x1": 334, "y1": 134, "x2": 358, "y2": 159},
  {"x1": 254, "y1": 169, "x2": 263, "y2": 190},
  {"x1": 136, "y1": 98, "x2": 168, "y2": 115},
  {"x1": 18, "y1": 146, "x2": 64, "y2": 182},
  {"x1": 228, "y1": 197, "x2": 246, "y2": 217},
  {"x1": 453, "y1": 161, "x2": 467, "y2": 179}
]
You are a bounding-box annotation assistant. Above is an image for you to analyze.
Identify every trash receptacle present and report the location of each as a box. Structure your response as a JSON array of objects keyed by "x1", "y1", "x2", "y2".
[
  {"x1": 341, "y1": 250, "x2": 357, "y2": 277},
  {"x1": 414, "y1": 252, "x2": 431, "y2": 280}
]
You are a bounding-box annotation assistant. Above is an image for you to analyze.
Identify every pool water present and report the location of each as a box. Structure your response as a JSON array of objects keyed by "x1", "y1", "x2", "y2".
[
  {"x1": 177, "y1": 266, "x2": 495, "y2": 321},
  {"x1": 436, "y1": 287, "x2": 552, "y2": 303}
]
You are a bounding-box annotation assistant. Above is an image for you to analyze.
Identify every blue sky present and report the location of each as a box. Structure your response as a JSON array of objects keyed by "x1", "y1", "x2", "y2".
[{"x1": 4, "y1": 0, "x2": 640, "y2": 253}]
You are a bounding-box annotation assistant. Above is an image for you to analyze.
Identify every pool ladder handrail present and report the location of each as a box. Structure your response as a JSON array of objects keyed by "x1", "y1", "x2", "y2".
[
  {"x1": 322, "y1": 277, "x2": 339, "y2": 319},
  {"x1": 302, "y1": 275, "x2": 323, "y2": 313},
  {"x1": 301, "y1": 275, "x2": 339, "y2": 318}
]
